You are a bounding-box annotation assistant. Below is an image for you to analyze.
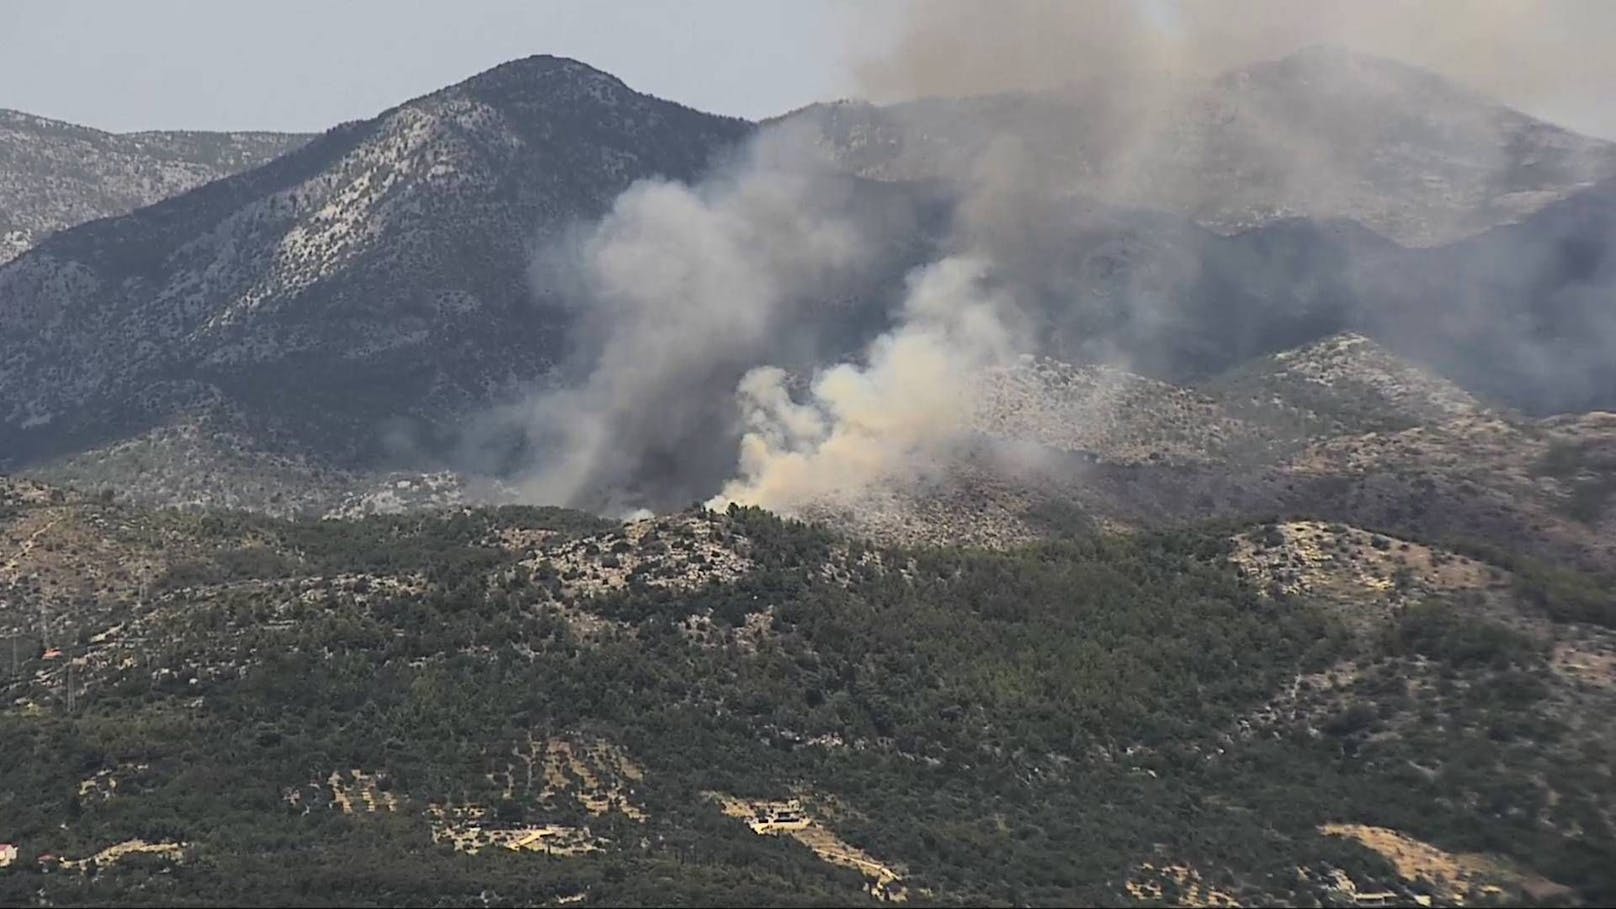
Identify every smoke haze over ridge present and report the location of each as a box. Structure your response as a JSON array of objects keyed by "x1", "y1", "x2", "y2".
[
  {"x1": 483, "y1": 1, "x2": 1616, "y2": 519},
  {"x1": 488, "y1": 127, "x2": 878, "y2": 515},
  {"x1": 858, "y1": 0, "x2": 1616, "y2": 141}
]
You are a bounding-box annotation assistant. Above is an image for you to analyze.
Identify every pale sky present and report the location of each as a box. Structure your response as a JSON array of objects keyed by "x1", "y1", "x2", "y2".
[
  {"x1": 3, "y1": 1, "x2": 1613, "y2": 139},
  {"x1": 0, "y1": 0, "x2": 895, "y2": 133}
]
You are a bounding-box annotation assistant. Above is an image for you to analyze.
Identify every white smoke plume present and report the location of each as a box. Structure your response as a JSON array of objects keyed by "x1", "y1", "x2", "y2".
[
  {"x1": 710, "y1": 255, "x2": 1018, "y2": 511},
  {"x1": 494, "y1": 1, "x2": 1616, "y2": 520},
  {"x1": 506, "y1": 126, "x2": 877, "y2": 514}
]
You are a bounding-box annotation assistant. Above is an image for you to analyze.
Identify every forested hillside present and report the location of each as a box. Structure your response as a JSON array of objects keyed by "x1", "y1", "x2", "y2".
[{"x1": 2, "y1": 481, "x2": 1611, "y2": 905}]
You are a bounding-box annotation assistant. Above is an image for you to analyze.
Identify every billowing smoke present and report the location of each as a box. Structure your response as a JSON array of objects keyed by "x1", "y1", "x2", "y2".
[
  {"x1": 498, "y1": 124, "x2": 909, "y2": 515},
  {"x1": 501, "y1": 112, "x2": 1039, "y2": 517},
  {"x1": 710, "y1": 256, "x2": 1019, "y2": 511},
  {"x1": 490, "y1": 1, "x2": 1616, "y2": 519},
  {"x1": 830, "y1": 0, "x2": 1616, "y2": 418}
]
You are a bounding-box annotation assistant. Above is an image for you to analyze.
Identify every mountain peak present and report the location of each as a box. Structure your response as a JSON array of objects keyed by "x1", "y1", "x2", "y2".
[
  {"x1": 0, "y1": 52, "x2": 752, "y2": 471},
  {"x1": 436, "y1": 53, "x2": 684, "y2": 118},
  {"x1": 1208, "y1": 332, "x2": 1483, "y2": 435},
  {"x1": 391, "y1": 53, "x2": 743, "y2": 140},
  {"x1": 462, "y1": 53, "x2": 626, "y2": 90}
]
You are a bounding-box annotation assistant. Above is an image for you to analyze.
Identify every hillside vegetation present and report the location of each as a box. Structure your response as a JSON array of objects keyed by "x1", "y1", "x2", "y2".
[{"x1": 2, "y1": 480, "x2": 1613, "y2": 905}]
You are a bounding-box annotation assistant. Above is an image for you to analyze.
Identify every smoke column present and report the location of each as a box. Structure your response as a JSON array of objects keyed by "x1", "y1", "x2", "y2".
[
  {"x1": 710, "y1": 256, "x2": 1019, "y2": 511},
  {"x1": 503, "y1": 125, "x2": 884, "y2": 515},
  {"x1": 500, "y1": 1, "x2": 1616, "y2": 518}
]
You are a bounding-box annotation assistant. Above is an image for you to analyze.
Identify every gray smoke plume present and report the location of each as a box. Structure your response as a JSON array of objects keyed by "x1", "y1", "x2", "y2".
[
  {"x1": 501, "y1": 124, "x2": 891, "y2": 515},
  {"x1": 709, "y1": 255, "x2": 1020, "y2": 511},
  {"x1": 493, "y1": 1, "x2": 1616, "y2": 518},
  {"x1": 501, "y1": 111, "x2": 1039, "y2": 517}
]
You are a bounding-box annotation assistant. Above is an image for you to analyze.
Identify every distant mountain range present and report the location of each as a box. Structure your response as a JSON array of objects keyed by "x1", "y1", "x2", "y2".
[
  {"x1": 3, "y1": 47, "x2": 1616, "y2": 513},
  {"x1": 0, "y1": 109, "x2": 309, "y2": 264}
]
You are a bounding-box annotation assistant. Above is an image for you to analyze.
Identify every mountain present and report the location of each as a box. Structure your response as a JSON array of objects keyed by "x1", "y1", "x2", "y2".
[
  {"x1": 1356, "y1": 178, "x2": 1616, "y2": 415},
  {"x1": 786, "y1": 48, "x2": 1616, "y2": 418},
  {"x1": 936, "y1": 188, "x2": 1616, "y2": 416},
  {"x1": 0, "y1": 56, "x2": 750, "y2": 476},
  {"x1": 5, "y1": 46, "x2": 1616, "y2": 516},
  {"x1": 783, "y1": 332, "x2": 1613, "y2": 579},
  {"x1": 0, "y1": 109, "x2": 309, "y2": 264},
  {"x1": 1, "y1": 477, "x2": 1611, "y2": 905},
  {"x1": 788, "y1": 45, "x2": 1616, "y2": 247},
  {"x1": 1205, "y1": 332, "x2": 1483, "y2": 436},
  {"x1": 4, "y1": 45, "x2": 1616, "y2": 908}
]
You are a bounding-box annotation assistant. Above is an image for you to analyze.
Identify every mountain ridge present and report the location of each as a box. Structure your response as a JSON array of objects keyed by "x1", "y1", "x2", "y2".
[
  {"x1": 785, "y1": 45, "x2": 1616, "y2": 246},
  {"x1": 5, "y1": 46, "x2": 1616, "y2": 518},
  {"x1": 0, "y1": 107, "x2": 311, "y2": 264},
  {"x1": 0, "y1": 55, "x2": 752, "y2": 472}
]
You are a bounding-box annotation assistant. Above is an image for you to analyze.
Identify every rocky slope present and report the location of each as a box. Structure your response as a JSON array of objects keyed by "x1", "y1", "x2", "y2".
[
  {"x1": 1205, "y1": 332, "x2": 1483, "y2": 436},
  {"x1": 0, "y1": 56, "x2": 750, "y2": 471},
  {"x1": 0, "y1": 109, "x2": 308, "y2": 264},
  {"x1": 817, "y1": 335, "x2": 1616, "y2": 573}
]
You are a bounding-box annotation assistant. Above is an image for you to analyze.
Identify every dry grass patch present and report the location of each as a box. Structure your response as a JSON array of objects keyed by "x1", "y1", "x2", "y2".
[
  {"x1": 427, "y1": 804, "x2": 606, "y2": 857},
  {"x1": 442, "y1": 735, "x2": 648, "y2": 858},
  {"x1": 76, "y1": 763, "x2": 148, "y2": 801},
  {"x1": 1124, "y1": 862, "x2": 1241, "y2": 907},
  {"x1": 1320, "y1": 823, "x2": 1570, "y2": 904},
  {"x1": 709, "y1": 793, "x2": 907, "y2": 901},
  {"x1": 286, "y1": 768, "x2": 399, "y2": 814},
  {"x1": 59, "y1": 839, "x2": 185, "y2": 873},
  {"x1": 541, "y1": 737, "x2": 647, "y2": 821},
  {"x1": 485, "y1": 733, "x2": 647, "y2": 821},
  {"x1": 1553, "y1": 637, "x2": 1616, "y2": 689},
  {"x1": 1233, "y1": 521, "x2": 1496, "y2": 617},
  {"x1": 1, "y1": 507, "x2": 166, "y2": 608}
]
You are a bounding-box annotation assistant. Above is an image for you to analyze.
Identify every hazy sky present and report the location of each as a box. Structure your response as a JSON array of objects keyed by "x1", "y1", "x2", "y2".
[
  {"x1": 3, "y1": 1, "x2": 1614, "y2": 139},
  {"x1": 0, "y1": 0, "x2": 892, "y2": 132}
]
